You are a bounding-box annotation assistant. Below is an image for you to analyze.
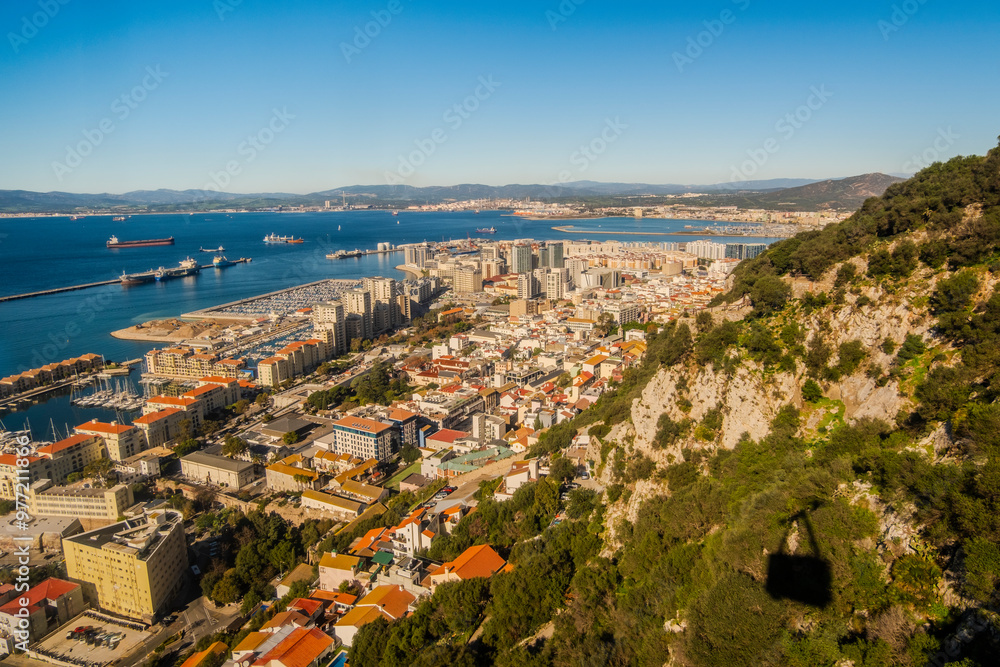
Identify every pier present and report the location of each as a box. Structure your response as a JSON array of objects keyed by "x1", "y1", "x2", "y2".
[{"x1": 0, "y1": 259, "x2": 251, "y2": 304}]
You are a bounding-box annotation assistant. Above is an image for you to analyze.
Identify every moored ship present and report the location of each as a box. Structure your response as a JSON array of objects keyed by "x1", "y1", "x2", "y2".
[
  {"x1": 107, "y1": 235, "x2": 174, "y2": 248},
  {"x1": 213, "y1": 255, "x2": 235, "y2": 268},
  {"x1": 263, "y1": 233, "x2": 305, "y2": 244},
  {"x1": 119, "y1": 269, "x2": 157, "y2": 286}
]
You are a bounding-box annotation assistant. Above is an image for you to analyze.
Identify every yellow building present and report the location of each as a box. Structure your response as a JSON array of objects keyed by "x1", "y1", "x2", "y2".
[
  {"x1": 28, "y1": 480, "x2": 134, "y2": 524},
  {"x1": 63, "y1": 509, "x2": 187, "y2": 623}
]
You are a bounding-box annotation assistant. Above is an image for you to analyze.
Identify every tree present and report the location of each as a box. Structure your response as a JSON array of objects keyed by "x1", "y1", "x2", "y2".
[
  {"x1": 802, "y1": 379, "x2": 824, "y2": 403},
  {"x1": 223, "y1": 435, "x2": 249, "y2": 458},
  {"x1": 549, "y1": 456, "x2": 577, "y2": 483},
  {"x1": 255, "y1": 393, "x2": 269, "y2": 407},
  {"x1": 232, "y1": 399, "x2": 250, "y2": 415},
  {"x1": 174, "y1": 438, "x2": 201, "y2": 457},
  {"x1": 282, "y1": 431, "x2": 300, "y2": 445},
  {"x1": 83, "y1": 458, "x2": 116, "y2": 487}
]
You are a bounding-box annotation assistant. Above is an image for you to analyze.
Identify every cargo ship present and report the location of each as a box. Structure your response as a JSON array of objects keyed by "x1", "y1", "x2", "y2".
[
  {"x1": 107, "y1": 235, "x2": 174, "y2": 248},
  {"x1": 213, "y1": 255, "x2": 235, "y2": 268},
  {"x1": 263, "y1": 233, "x2": 305, "y2": 244},
  {"x1": 326, "y1": 249, "x2": 364, "y2": 260},
  {"x1": 155, "y1": 258, "x2": 200, "y2": 281},
  {"x1": 475, "y1": 227, "x2": 497, "y2": 234},
  {"x1": 200, "y1": 246, "x2": 225, "y2": 253},
  {"x1": 119, "y1": 269, "x2": 157, "y2": 286}
]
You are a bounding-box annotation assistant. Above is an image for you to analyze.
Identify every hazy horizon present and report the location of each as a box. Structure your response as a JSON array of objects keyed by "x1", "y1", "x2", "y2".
[{"x1": 2, "y1": 1, "x2": 996, "y2": 194}]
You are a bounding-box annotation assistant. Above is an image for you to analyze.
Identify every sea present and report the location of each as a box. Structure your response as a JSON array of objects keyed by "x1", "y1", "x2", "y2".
[{"x1": 0, "y1": 210, "x2": 782, "y2": 438}]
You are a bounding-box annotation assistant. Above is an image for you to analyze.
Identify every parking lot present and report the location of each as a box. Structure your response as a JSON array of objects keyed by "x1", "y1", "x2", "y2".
[{"x1": 34, "y1": 614, "x2": 154, "y2": 666}]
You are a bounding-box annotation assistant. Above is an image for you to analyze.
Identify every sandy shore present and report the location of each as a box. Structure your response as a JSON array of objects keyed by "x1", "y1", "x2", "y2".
[{"x1": 395, "y1": 264, "x2": 423, "y2": 279}]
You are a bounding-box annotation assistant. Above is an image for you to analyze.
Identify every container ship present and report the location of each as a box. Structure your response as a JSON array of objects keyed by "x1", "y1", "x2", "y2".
[
  {"x1": 263, "y1": 233, "x2": 304, "y2": 244},
  {"x1": 107, "y1": 235, "x2": 174, "y2": 248}
]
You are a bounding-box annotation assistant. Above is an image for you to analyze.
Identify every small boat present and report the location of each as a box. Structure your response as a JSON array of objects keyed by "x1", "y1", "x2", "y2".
[
  {"x1": 112, "y1": 216, "x2": 126, "y2": 221},
  {"x1": 338, "y1": 225, "x2": 341, "y2": 231},
  {"x1": 392, "y1": 210, "x2": 399, "y2": 216},
  {"x1": 199, "y1": 246, "x2": 225, "y2": 252}
]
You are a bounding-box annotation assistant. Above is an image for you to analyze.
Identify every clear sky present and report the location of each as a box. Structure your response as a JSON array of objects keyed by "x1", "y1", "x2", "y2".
[{"x1": 1, "y1": 0, "x2": 998, "y2": 194}]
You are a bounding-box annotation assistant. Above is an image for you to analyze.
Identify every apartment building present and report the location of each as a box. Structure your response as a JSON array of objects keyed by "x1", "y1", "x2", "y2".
[
  {"x1": 329, "y1": 416, "x2": 397, "y2": 462},
  {"x1": 35, "y1": 434, "x2": 106, "y2": 483},
  {"x1": 28, "y1": 480, "x2": 134, "y2": 524},
  {"x1": 74, "y1": 420, "x2": 146, "y2": 461},
  {"x1": 63, "y1": 509, "x2": 187, "y2": 623},
  {"x1": 144, "y1": 348, "x2": 245, "y2": 380}
]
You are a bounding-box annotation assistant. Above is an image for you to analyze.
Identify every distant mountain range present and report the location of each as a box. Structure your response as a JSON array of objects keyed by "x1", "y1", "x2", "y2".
[{"x1": 0, "y1": 174, "x2": 904, "y2": 214}]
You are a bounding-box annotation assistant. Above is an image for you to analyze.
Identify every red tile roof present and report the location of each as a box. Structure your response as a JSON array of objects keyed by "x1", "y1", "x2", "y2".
[
  {"x1": 252, "y1": 627, "x2": 333, "y2": 667},
  {"x1": 75, "y1": 420, "x2": 133, "y2": 435}
]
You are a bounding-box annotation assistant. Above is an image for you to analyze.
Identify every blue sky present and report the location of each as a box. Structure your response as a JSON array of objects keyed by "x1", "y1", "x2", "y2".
[{"x1": 1, "y1": 0, "x2": 998, "y2": 194}]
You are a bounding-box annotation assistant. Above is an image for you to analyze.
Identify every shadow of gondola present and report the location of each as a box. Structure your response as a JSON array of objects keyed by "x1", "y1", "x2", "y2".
[{"x1": 765, "y1": 509, "x2": 833, "y2": 608}]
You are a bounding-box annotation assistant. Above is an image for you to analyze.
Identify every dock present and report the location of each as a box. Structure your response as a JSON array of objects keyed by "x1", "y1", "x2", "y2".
[
  {"x1": 0, "y1": 259, "x2": 251, "y2": 304},
  {"x1": 0, "y1": 280, "x2": 120, "y2": 303}
]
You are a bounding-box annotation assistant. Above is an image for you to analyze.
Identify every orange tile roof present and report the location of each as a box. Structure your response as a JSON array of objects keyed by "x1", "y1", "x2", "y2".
[
  {"x1": 430, "y1": 544, "x2": 506, "y2": 582},
  {"x1": 335, "y1": 604, "x2": 389, "y2": 629},
  {"x1": 147, "y1": 396, "x2": 198, "y2": 407},
  {"x1": 252, "y1": 627, "x2": 333, "y2": 667},
  {"x1": 0, "y1": 454, "x2": 41, "y2": 467},
  {"x1": 180, "y1": 641, "x2": 228, "y2": 667},
  {"x1": 332, "y1": 416, "x2": 392, "y2": 434},
  {"x1": 183, "y1": 384, "x2": 219, "y2": 398},
  {"x1": 426, "y1": 429, "x2": 469, "y2": 445},
  {"x1": 355, "y1": 585, "x2": 415, "y2": 620},
  {"x1": 75, "y1": 420, "x2": 133, "y2": 435},
  {"x1": 261, "y1": 610, "x2": 311, "y2": 631},
  {"x1": 37, "y1": 434, "x2": 95, "y2": 456},
  {"x1": 133, "y1": 408, "x2": 182, "y2": 425},
  {"x1": 199, "y1": 376, "x2": 238, "y2": 385}
]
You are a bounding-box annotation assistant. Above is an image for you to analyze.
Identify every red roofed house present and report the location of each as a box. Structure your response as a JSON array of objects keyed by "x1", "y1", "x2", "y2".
[
  {"x1": 334, "y1": 585, "x2": 416, "y2": 646},
  {"x1": 423, "y1": 429, "x2": 470, "y2": 450},
  {"x1": 0, "y1": 578, "x2": 84, "y2": 644},
  {"x1": 428, "y1": 545, "x2": 508, "y2": 591},
  {"x1": 389, "y1": 508, "x2": 437, "y2": 558},
  {"x1": 180, "y1": 641, "x2": 228, "y2": 667},
  {"x1": 252, "y1": 627, "x2": 335, "y2": 667}
]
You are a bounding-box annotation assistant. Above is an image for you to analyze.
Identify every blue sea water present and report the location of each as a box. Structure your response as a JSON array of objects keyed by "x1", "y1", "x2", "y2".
[{"x1": 0, "y1": 210, "x2": 781, "y2": 434}]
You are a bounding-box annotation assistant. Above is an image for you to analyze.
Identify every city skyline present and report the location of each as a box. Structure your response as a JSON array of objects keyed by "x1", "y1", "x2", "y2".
[{"x1": 1, "y1": 0, "x2": 998, "y2": 194}]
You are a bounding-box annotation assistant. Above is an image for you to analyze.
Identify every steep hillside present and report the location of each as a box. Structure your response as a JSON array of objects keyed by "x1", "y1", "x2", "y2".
[{"x1": 346, "y1": 141, "x2": 1000, "y2": 667}]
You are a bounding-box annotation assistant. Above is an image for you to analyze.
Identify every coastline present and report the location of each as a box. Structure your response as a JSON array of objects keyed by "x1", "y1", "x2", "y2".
[
  {"x1": 550, "y1": 225, "x2": 789, "y2": 239},
  {"x1": 396, "y1": 264, "x2": 423, "y2": 279}
]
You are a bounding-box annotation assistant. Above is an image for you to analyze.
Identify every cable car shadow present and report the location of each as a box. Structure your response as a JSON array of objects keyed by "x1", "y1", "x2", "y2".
[{"x1": 765, "y1": 509, "x2": 833, "y2": 609}]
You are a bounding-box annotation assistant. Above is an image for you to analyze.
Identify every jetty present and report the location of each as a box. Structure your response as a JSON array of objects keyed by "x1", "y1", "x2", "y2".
[{"x1": 0, "y1": 259, "x2": 251, "y2": 303}]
